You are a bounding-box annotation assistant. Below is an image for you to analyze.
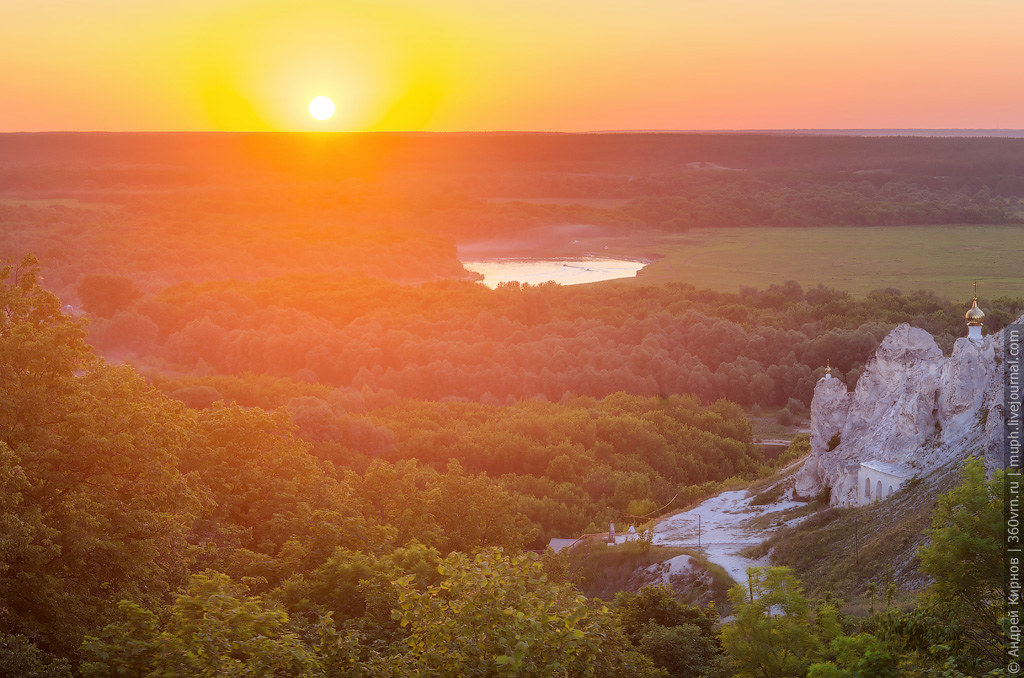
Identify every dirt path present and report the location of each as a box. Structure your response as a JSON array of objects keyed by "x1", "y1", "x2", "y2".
[{"x1": 652, "y1": 486, "x2": 810, "y2": 587}]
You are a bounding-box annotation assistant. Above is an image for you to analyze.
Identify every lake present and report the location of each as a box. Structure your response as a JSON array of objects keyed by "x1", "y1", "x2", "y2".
[{"x1": 461, "y1": 258, "x2": 646, "y2": 288}]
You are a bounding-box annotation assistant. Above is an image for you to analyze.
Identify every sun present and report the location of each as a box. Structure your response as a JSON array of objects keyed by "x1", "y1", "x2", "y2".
[{"x1": 308, "y1": 96, "x2": 336, "y2": 121}]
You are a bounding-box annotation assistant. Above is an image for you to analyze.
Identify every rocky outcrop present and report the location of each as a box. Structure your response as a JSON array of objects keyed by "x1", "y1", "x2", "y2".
[
  {"x1": 795, "y1": 317, "x2": 1018, "y2": 507},
  {"x1": 794, "y1": 374, "x2": 852, "y2": 499}
]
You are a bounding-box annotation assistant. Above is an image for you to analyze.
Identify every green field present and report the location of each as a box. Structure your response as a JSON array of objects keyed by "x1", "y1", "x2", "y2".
[{"x1": 618, "y1": 225, "x2": 1024, "y2": 299}]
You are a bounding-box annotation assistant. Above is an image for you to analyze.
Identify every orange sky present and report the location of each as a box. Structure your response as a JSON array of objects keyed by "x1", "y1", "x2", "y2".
[{"x1": 2, "y1": 0, "x2": 1022, "y2": 132}]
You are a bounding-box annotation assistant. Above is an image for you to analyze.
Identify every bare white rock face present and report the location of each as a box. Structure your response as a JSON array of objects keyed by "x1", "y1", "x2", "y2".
[{"x1": 795, "y1": 316, "x2": 1019, "y2": 507}]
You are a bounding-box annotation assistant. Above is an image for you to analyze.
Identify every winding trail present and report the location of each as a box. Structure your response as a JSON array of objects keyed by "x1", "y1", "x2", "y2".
[{"x1": 652, "y1": 488, "x2": 810, "y2": 587}]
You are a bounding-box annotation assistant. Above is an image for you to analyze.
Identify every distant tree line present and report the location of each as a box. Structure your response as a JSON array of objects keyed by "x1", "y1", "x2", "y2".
[{"x1": 3, "y1": 133, "x2": 1024, "y2": 307}]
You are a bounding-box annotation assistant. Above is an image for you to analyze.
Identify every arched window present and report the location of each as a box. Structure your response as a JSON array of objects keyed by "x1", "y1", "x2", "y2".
[
  {"x1": 876, "y1": 480, "x2": 883, "y2": 500},
  {"x1": 865, "y1": 477, "x2": 871, "y2": 499},
  {"x1": 888, "y1": 485, "x2": 894, "y2": 497}
]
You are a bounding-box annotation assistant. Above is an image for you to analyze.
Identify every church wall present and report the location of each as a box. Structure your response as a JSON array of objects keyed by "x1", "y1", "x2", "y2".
[{"x1": 857, "y1": 465, "x2": 910, "y2": 505}]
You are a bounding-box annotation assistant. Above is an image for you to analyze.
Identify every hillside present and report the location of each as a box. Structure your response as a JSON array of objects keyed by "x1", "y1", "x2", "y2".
[
  {"x1": 747, "y1": 462, "x2": 961, "y2": 598},
  {"x1": 649, "y1": 311, "x2": 1013, "y2": 602}
]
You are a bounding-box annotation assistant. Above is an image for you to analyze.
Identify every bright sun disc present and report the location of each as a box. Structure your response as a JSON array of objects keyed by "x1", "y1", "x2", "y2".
[{"x1": 308, "y1": 96, "x2": 335, "y2": 120}]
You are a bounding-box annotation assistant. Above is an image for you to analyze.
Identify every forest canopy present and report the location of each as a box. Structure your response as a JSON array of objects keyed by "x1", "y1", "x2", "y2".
[
  {"x1": 1, "y1": 132, "x2": 1021, "y2": 675},
  {"x1": 0, "y1": 255, "x2": 756, "y2": 672}
]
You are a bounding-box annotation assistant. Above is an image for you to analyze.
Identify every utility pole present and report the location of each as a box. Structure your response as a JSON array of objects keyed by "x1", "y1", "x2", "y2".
[{"x1": 697, "y1": 514, "x2": 701, "y2": 556}]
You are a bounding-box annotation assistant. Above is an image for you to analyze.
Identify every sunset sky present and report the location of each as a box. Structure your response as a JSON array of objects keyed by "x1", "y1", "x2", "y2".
[{"x1": 3, "y1": 0, "x2": 1022, "y2": 132}]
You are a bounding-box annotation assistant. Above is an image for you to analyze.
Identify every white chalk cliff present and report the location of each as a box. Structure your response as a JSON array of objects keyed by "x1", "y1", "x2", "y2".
[{"x1": 795, "y1": 315, "x2": 1020, "y2": 507}]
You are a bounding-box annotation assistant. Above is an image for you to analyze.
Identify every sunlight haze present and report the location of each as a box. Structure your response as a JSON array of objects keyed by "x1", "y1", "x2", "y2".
[{"x1": 2, "y1": 0, "x2": 1022, "y2": 131}]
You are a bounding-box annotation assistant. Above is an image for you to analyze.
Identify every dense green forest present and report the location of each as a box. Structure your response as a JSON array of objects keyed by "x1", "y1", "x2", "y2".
[
  {"x1": 2, "y1": 134, "x2": 1022, "y2": 412},
  {"x1": 1, "y1": 133, "x2": 1020, "y2": 675},
  {"x1": 84, "y1": 275, "x2": 1020, "y2": 410},
  {"x1": 1, "y1": 254, "x2": 1009, "y2": 676},
  {"x1": 0, "y1": 256, "x2": 750, "y2": 674}
]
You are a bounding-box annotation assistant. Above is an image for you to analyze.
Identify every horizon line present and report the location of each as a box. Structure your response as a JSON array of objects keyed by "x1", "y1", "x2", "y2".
[{"x1": 4, "y1": 128, "x2": 1024, "y2": 138}]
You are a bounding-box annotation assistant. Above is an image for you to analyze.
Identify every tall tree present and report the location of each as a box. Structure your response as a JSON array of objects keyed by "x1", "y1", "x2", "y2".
[
  {"x1": 387, "y1": 549, "x2": 659, "y2": 677},
  {"x1": 720, "y1": 566, "x2": 838, "y2": 678},
  {"x1": 1, "y1": 256, "x2": 201, "y2": 654}
]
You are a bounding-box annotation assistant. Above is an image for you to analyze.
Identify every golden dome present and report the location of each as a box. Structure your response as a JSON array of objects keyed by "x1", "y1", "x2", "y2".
[{"x1": 965, "y1": 298, "x2": 985, "y2": 326}]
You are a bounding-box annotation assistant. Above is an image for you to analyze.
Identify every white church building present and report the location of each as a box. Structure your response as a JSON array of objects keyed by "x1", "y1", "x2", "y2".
[{"x1": 857, "y1": 459, "x2": 915, "y2": 504}]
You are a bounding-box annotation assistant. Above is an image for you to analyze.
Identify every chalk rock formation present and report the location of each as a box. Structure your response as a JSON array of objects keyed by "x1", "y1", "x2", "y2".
[
  {"x1": 794, "y1": 374, "x2": 852, "y2": 499},
  {"x1": 795, "y1": 316, "x2": 1018, "y2": 507}
]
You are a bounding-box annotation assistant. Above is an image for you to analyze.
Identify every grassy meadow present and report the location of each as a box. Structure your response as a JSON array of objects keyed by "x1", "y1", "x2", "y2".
[{"x1": 606, "y1": 225, "x2": 1024, "y2": 299}]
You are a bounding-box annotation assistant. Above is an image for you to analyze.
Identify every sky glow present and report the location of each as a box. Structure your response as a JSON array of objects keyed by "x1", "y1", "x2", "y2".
[{"x1": 2, "y1": 0, "x2": 1022, "y2": 132}]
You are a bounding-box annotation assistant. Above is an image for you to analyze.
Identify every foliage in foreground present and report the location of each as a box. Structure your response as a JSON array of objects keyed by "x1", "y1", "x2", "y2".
[{"x1": 81, "y1": 550, "x2": 664, "y2": 678}]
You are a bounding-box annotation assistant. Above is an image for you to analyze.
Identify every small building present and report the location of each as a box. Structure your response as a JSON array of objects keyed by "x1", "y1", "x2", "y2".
[{"x1": 858, "y1": 460, "x2": 914, "y2": 504}]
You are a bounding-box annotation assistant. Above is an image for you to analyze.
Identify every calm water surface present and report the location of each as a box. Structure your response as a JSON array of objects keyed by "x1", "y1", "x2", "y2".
[{"x1": 462, "y1": 258, "x2": 646, "y2": 288}]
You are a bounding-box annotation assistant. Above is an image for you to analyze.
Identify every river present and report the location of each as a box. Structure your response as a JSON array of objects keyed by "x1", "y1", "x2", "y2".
[{"x1": 461, "y1": 257, "x2": 646, "y2": 288}]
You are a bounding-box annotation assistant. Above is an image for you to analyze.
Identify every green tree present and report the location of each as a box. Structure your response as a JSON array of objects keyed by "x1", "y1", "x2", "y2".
[
  {"x1": 387, "y1": 548, "x2": 659, "y2": 677},
  {"x1": 346, "y1": 459, "x2": 443, "y2": 548},
  {"x1": 614, "y1": 585, "x2": 722, "y2": 678},
  {"x1": 0, "y1": 632, "x2": 73, "y2": 678},
  {"x1": 720, "y1": 567, "x2": 837, "y2": 678},
  {"x1": 1, "y1": 256, "x2": 202, "y2": 653},
  {"x1": 638, "y1": 623, "x2": 722, "y2": 678},
  {"x1": 276, "y1": 541, "x2": 443, "y2": 653},
  {"x1": 884, "y1": 582, "x2": 898, "y2": 610},
  {"x1": 865, "y1": 581, "x2": 878, "y2": 615},
  {"x1": 807, "y1": 633, "x2": 900, "y2": 678},
  {"x1": 81, "y1": 572, "x2": 326, "y2": 678},
  {"x1": 431, "y1": 461, "x2": 539, "y2": 553},
  {"x1": 878, "y1": 457, "x2": 1006, "y2": 673},
  {"x1": 186, "y1": 404, "x2": 387, "y2": 585},
  {"x1": 918, "y1": 457, "x2": 1003, "y2": 605},
  {"x1": 77, "y1": 274, "x2": 143, "y2": 318}
]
